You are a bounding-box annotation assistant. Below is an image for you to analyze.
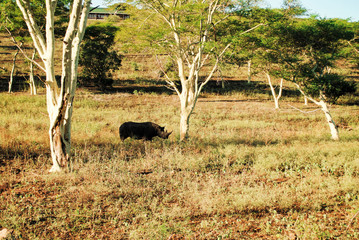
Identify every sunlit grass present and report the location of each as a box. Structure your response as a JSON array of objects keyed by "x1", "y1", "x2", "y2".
[{"x1": 1, "y1": 90, "x2": 359, "y2": 239}]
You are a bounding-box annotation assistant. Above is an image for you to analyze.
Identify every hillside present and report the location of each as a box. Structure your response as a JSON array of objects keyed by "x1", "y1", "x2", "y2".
[{"x1": 1, "y1": 31, "x2": 359, "y2": 100}]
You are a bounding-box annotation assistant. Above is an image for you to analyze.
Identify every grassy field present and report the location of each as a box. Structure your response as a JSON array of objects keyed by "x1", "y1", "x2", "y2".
[{"x1": 1, "y1": 83, "x2": 359, "y2": 239}]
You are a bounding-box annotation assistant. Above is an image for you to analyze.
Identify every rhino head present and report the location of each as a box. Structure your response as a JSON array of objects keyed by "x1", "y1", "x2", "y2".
[{"x1": 158, "y1": 126, "x2": 172, "y2": 139}]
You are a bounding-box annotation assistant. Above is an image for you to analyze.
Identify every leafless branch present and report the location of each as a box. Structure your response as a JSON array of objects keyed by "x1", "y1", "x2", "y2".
[
  {"x1": 294, "y1": 82, "x2": 320, "y2": 105},
  {"x1": 15, "y1": 0, "x2": 46, "y2": 57},
  {"x1": 155, "y1": 55, "x2": 180, "y2": 96},
  {"x1": 348, "y1": 37, "x2": 359, "y2": 54},
  {"x1": 347, "y1": 209, "x2": 359, "y2": 231},
  {"x1": 4, "y1": 25, "x2": 46, "y2": 72},
  {"x1": 37, "y1": 74, "x2": 46, "y2": 84},
  {"x1": 287, "y1": 104, "x2": 321, "y2": 114},
  {"x1": 90, "y1": 5, "x2": 100, "y2": 12},
  {"x1": 239, "y1": 23, "x2": 265, "y2": 36},
  {"x1": 137, "y1": 12, "x2": 157, "y2": 30},
  {"x1": 198, "y1": 43, "x2": 231, "y2": 93}
]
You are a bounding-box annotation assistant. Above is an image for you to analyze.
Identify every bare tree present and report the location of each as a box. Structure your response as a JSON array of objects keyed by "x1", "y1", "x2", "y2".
[
  {"x1": 16, "y1": 0, "x2": 92, "y2": 172},
  {"x1": 265, "y1": 73, "x2": 283, "y2": 109},
  {"x1": 28, "y1": 50, "x2": 37, "y2": 95},
  {"x1": 8, "y1": 43, "x2": 22, "y2": 93}
]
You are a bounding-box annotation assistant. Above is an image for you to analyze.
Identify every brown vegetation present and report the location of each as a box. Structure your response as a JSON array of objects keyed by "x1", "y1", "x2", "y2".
[
  {"x1": 1, "y1": 88, "x2": 359, "y2": 238},
  {"x1": 1, "y1": 28, "x2": 359, "y2": 239}
]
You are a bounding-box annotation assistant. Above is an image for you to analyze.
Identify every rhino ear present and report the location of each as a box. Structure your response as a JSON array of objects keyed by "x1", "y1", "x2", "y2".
[{"x1": 160, "y1": 126, "x2": 165, "y2": 131}]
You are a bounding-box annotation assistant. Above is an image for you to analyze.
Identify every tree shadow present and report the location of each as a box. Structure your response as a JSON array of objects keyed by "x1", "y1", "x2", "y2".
[
  {"x1": 80, "y1": 78, "x2": 302, "y2": 97},
  {"x1": 0, "y1": 76, "x2": 30, "y2": 92},
  {"x1": 0, "y1": 145, "x2": 50, "y2": 166},
  {"x1": 186, "y1": 136, "x2": 281, "y2": 149}
]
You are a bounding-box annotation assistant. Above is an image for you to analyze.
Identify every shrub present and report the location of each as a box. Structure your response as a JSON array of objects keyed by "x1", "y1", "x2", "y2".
[{"x1": 79, "y1": 23, "x2": 123, "y2": 89}]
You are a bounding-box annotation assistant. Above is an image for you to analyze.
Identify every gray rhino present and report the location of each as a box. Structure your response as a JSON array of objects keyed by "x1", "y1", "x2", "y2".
[{"x1": 119, "y1": 121, "x2": 172, "y2": 141}]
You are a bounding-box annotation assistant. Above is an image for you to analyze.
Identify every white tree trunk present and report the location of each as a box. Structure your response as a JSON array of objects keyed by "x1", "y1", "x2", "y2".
[
  {"x1": 49, "y1": 0, "x2": 91, "y2": 172},
  {"x1": 177, "y1": 56, "x2": 198, "y2": 140},
  {"x1": 180, "y1": 108, "x2": 191, "y2": 141},
  {"x1": 247, "y1": 59, "x2": 252, "y2": 83},
  {"x1": 29, "y1": 50, "x2": 37, "y2": 95},
  {"x1": 179, "y1": 86, "x2": 197, "y2": 140},
  {"x1": 295, "y1": 83, "x2": 339, "y2": 141},
  {"x1": 304, "y1": 96, "x2": 308, "y2": 105},
  {"x1": 266, "y1": 73, "x2": 283, "y2": 109},
  {"x1": 318, "y1": 100, "x2": 339, "y2": 140},
  {"x1": 9, "y1": 46, "x2": 21, "y2": 93},
  {"x1": 16, "y1": 0, "x2": 92, "y2": 172}
]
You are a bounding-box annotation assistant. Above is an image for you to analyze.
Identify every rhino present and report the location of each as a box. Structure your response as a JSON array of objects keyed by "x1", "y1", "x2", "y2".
[{"x1": 119, "y1": 121, "x2": 172, "y2": 141}]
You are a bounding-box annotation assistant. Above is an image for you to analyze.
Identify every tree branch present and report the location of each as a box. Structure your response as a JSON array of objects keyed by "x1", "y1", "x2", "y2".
[
  {"x1": 15, "y1": 0, "x2": 46, "y2": 59},
  {"x1": 294, "y1": 82, "x2": 320, "y2": 105},
  {"x1": 239, "y1": 23, "x2": 265, "y2": 36},
  {"x1": 4, "y1": 25, "x2": 46, "y2": 72},
  {"x1": 155, "y1": 55, "x2": 181, "y2": 96},
  {"x1": 348, "y1": 37, "x2": 359, "y2": 54},
  {"x1": 287, "y1": 104, "x2": 321, "y2": 114},
  {"x1": 198, "y1": 43, "x2": 231, "y2": 94}
]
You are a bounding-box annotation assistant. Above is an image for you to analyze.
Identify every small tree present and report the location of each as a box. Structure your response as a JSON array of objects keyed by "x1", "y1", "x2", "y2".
[
  {"x1": 256, "y1": 47, "x2": 285, "y2": 109},
  {"x1": 228, "y1": 3, "x2": 306, "y2": 109},
  {"x1": 276, "y1": 18, "x2": 356, "y2": 140},
  {"x1": 220, "y1": 17, "x2": 261, "y2": 83},
  {"x1": 79, "y1": 23, "x2": 123, "y2": 89},
  {"x1": 8, "y1": 43, "x2": 21, "y2": 93}
]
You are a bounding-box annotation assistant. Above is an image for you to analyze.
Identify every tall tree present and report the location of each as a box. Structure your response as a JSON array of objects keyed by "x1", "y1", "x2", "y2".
[
  {"x1": 137, "y1": 0, "x2": 261, "y2": 141},
  {"x1": 16, "y1": 0, "x2": 92, "y2": 172},
  {"x1": 238, "y1": 8, "x2": 287, "y2": 109},
  {"x1": 28, "y1": 50, "x2": 37, "y2": 95}
]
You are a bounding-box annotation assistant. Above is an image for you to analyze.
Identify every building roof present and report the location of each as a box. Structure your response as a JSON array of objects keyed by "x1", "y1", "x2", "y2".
[
  {"x1": 88, "y1": 6, "x2": 130, "y2": 20},
  {"x1": 90, "y1": 7, "x2": 126, "y2": 14},
  {"x1": 90, "y1": 7, "x2": 110, "y2": 13}
]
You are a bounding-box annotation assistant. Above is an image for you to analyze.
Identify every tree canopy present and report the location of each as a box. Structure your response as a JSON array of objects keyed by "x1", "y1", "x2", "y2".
[{"x1": 274, "y1": 18, "x2": 356, "y2": 103}]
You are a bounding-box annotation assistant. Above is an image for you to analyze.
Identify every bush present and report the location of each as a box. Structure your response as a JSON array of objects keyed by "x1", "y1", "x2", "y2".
[{"x1": 79, "y1": 23, "x2": 123, "y2": 89}]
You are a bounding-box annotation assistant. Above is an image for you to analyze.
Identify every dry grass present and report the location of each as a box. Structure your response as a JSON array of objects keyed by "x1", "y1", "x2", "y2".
[
  {"x1": 1, "y1": 88, "x2": 359, "y2": 239},
  {"x1": 1, "y1": 23, "x2": 359, "y2": 238}
]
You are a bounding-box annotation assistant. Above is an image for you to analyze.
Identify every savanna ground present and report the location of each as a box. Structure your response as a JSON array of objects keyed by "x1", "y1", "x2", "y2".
[
  {"x1": 1, "y1": 78, "x2": 359, "y2": 239},
  {"x1": 1, "y1": 31, "x2": 359, "y2": 238}
]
